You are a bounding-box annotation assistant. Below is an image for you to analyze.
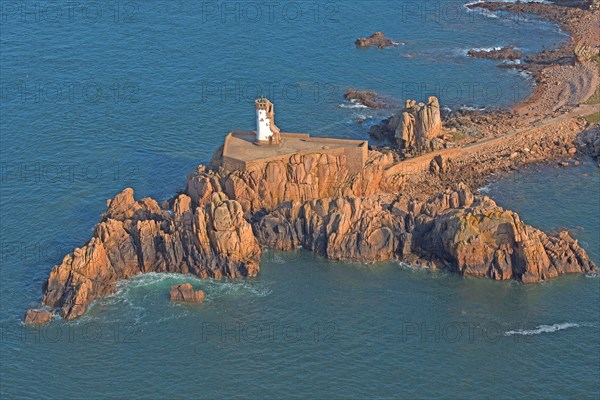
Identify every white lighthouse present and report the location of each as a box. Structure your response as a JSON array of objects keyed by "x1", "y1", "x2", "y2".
[{"x1": 255, "y1": 97, "x2": 282, "y2": 145}]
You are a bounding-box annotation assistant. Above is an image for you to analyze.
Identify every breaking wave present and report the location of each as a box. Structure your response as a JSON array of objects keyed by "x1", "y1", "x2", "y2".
[
  {"x1": 477, "y1": 183, "x2": 493, "y2": 194},
  {"x1": 504, "y1": 322, "x2": 581, "y2": 336},
  {"x1": 459, "y1": 105, "x2": 487, "y2": 111},
  {"x1": 465, "y1": 0, "x2": 554, "y2": 21},
  {"x1": 82, "y1": 272, "x2": 272, "y2": 324},
  {"x1": 339, "y1": 102, "x2": 368, "y2": 109}
]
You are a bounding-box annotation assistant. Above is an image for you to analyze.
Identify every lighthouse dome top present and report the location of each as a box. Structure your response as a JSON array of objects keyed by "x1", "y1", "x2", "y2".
[{"x1": 255, "y1": 97, "x2": 272, "y2": 110}]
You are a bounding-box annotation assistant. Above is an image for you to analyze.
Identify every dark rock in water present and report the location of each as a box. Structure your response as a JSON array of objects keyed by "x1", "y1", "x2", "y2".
[
  {"x1": 344, "y1": 88, "x2": 392, "y2": 109},
  {"x1": 24, "y1": 309, "x2": 53, "y2": 324},
  {"x1": 170, "y1": 283, "x2": 205, "y2": 302},
  {"x1": 355, "y1": 32, "x2": 395, "y2": 48},
  {"x1": 468, "y1": 46, "x2": 523, "y2": 60}
]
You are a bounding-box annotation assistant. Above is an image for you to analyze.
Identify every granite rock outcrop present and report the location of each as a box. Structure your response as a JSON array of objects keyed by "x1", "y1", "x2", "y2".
[
  {"x1": 40, "y1": 188, "x2": 260, "y2": 320},
  {"x1": 253, "y1": 185, "x2": 596, "y2": 281},
  {"x1": 186, "y1": 151, "x2": 395, "y2": 214},
  {"x1": 29, "y1": 158, "x2": 597, "y2": 322},
  {"x1": 370, "y1": 96, "x2": 443, "y2": 151}
]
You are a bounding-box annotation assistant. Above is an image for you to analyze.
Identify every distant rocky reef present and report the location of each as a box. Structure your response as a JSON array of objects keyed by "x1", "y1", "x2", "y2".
[
  {"x1": 467, "y1": 46, "x2": 523, "y2": 61},
  {"x1": 355, "y1": 32, "x2": 396, "y2": 48},
  {"x1": 344, "y1": 89, "x2": 394, "y2": 109}
]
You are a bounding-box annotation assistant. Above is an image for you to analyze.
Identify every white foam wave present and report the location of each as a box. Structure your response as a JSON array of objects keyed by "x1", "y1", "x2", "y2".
[
  {"x1": 203, "y1": 279, "x2": 272, "y2": 300},
  {"x1": 112, "y1": 272, "x2": 272, "y2": 299},
  {"x1": 464, "y1": 0, "x2": 554, "y2": 21},
  {"x1": 471, "y1": 46, "x2": 503, "y2": 53},
  {"x1": 117, "y1": 272, "x2": 202, "y2": 290},
  {"x1": 80, "y1": 272, "x2": 272, "y2": 324},
  {"x1": 339, "y1": 102, "x2": 368, "y2": 109},
  {"x1": 504, "y1": 322, "x2": 580, "y2": 336},
  {"x1": 493, "y1": 0, "x2": 553, "y2": 3},
  {"x1": 459, "y1": 105, "x2": 486, "y2": 111},
  {"x1": 478, "y1": 183, "x2": 493, "y2": 194},
  {"x1": 397, "y1": 261, "x2": 429, "y2": 271}
]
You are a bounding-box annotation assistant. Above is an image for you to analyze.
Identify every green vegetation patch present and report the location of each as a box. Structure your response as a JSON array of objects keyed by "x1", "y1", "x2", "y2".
[
  {"x1": 583, "y1": 56, "x2": 600, "y2": 105},
  {"x1": 584, "y1": 112, "x2": 600, "y2": 124}
]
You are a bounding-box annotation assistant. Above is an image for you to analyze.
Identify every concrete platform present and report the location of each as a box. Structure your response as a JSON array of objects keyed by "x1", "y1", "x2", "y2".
[{"x1": 221, "y1": 131, "x2": 368, "y2": 173}]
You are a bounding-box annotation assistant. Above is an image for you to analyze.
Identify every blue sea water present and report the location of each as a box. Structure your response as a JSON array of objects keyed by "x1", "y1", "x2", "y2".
[{"x1": 1, "y1": 1, "x2": 598, "y2": 399}]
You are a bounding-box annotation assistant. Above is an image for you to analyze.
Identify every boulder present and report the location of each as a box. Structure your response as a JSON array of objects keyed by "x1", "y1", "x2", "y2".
[
  {"x1": 24, "y1": 309, "x2": 52, "y2": 325},
  {"x1": 370, "y1": 97, "x2": 443, "y2": 152},
  {"x1": 170, "y1": 283, "x2": 205, "y2": 302},
  {"x1": 429, "y1": 155, "x2": 447, "y2": 174}
]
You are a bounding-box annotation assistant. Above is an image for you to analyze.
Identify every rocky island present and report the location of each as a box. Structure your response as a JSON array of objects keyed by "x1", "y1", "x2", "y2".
[
  {"x1": 26, "y1": 94, "x2": 597, "y2": 323},
  {"x1": 23, "y1": 1, "x2": 600, "y2": 323},
  {"x1": 355, "y1": 32, "x2": 396, "y2": 48}
]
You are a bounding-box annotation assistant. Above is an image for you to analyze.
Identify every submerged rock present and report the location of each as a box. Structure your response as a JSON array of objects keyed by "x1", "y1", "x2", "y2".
[{"x1": 170, "y1": 283, "x2": 205, "y2": 302}]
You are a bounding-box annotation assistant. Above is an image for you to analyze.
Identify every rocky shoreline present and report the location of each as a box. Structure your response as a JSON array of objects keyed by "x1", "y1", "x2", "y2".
[{"x1": 24, "y1": 1, "x2": 600, "y2": 323}]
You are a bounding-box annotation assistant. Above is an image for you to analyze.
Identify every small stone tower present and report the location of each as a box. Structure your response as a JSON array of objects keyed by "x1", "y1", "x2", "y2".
[{"x1": 255, "y1": 97, "x2": 282, "y2": 145}]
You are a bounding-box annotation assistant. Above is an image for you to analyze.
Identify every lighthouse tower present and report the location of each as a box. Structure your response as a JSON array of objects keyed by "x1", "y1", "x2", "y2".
[{"x1": 255, "y1": 97, "x2": 282, "y2": 145}]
